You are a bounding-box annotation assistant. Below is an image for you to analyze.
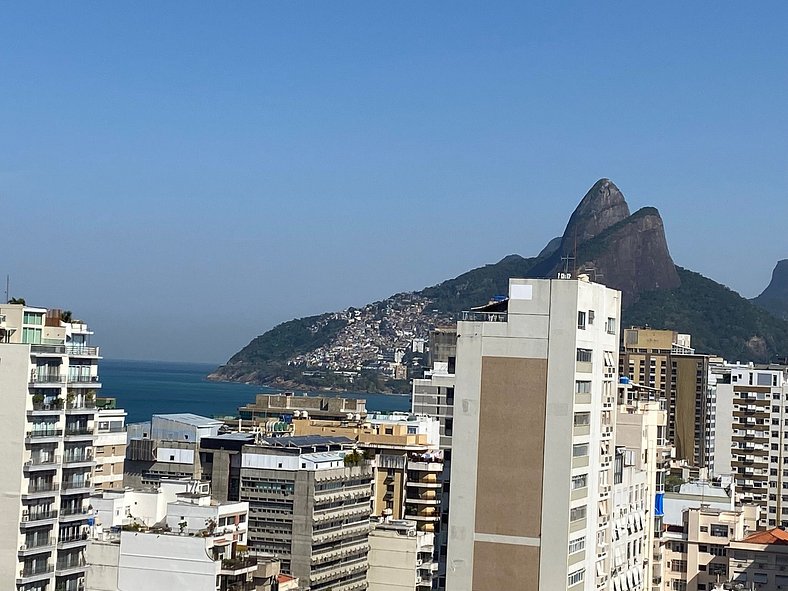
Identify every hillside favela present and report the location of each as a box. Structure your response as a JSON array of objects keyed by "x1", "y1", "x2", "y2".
[{"x1": 3, "y1": 4, "x2": 788, "y2": 591}]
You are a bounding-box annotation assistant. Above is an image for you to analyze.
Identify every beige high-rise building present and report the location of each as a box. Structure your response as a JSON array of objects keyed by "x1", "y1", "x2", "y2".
[
  {"x1": 446, "y1": 277, "x2": 622, "y2": 591},
  {"x1": 0, "y1": 303, "x2": 113, "y2": 591},
  {"x1": 620, "y1": 328, "x2": 716, "y2": 471}
]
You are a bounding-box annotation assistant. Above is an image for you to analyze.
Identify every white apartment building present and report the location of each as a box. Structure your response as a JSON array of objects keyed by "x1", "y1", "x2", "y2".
[
  {"x1": 0, "y1": 303, "x2": 108, "y2": 591},
  {"x1": 446, "y1": 277, "x2": 622, "y2": 591},
  {"x1": 368, "y1": 519, "x2": 435, "y2": 591},
  {"x1": 93, "y1": 408, "x2": 127, "y2": 490},
  {"x1": 711, "y1": 362, "x2": 788, "y2": 527},
  {"x1": 86, "y1": 491, "x2": 282, "y2": 591}
]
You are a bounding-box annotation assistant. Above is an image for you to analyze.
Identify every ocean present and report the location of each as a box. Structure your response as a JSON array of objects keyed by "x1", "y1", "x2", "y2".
[{"x1": 99, "y1": 359, "x2": 412, "y2": 424}]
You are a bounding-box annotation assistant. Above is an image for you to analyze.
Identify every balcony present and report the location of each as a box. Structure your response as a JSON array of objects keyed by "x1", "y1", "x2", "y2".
[
  {"x1": 31, "y1": 344, "x2": 66, "y2": 356},
  {"x1": 66, "y1": 345, "x2": 99, "y2": 357},
  {"x1": 56, "y1": 556, "x2": 87, "y2": 575},
  {"x1": 23, "y1": 481, "x2": 59, "y2": 499},
  {"x1": 29, "y1": 372, "x2": 65, "y2": 385},
  {"x1": 61, "y1": 480, "x2": 92, "y2": 495},
  {"x1": 219, "y1": 556, "x2": 258, "y2": 575},
  {"x1": 26, "y1": 428, "x2": 64, "y2": 442},
  {"x1": 59, "y1": 507, "x2": 90, "y2": 522},
  {"x1": 55, "y1": 581, "x2": 86, "y2": 591},
  {"x1": 58, "y1": 532, "x2": 88, "y2": 549},
  {"x1": 21, "y1": 510, "x2": 58, "y2": 525},
  {"x1": 24, "y1": 456, "x2": 61, "y2": 471},
  {"x1": 62, "y1": 450, "x2": 94, "y2": 467},
  {"x1": 408, "y1": 461, "x2": 443, "y2": 472},
  {"x1": 19, "y1": 537, "x2": 55, "y2": 555},
  {"x1": 64, "y1": 427, "x2": 93, "y2": 441},
  {"x1": 460, "y1": 310, "x2": 507, "y2": 323},
  {"x1": 65, "y1": 400, "x2": 96, "y2": 414},
  {"x1": 67, "y1": 375, "x2": 101, "y2": 387},
  {"x1": 28, "y1": 402, "x2": 64, "y2": 416},
  {"x1": 17, "y1": 563, "x2": 54, "y2": 583}
]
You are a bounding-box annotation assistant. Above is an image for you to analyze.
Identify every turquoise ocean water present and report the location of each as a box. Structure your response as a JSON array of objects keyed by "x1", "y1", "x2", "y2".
[{"x1": 100, "y1": 359, "x2": 412, "y2": 424}]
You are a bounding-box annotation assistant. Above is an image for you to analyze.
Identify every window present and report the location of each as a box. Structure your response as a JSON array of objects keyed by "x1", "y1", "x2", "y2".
[
  {"x1": 573, "y1": 412, "x2": 591, "y2": 427},
  {"x1": 568, "y1": 568, "x2": 585, "y2": 586},
  {"x1": 572, "y1": 443, "x2": 589, "y2": 457},
  {"x1": 606, "y1": 317, "x2": 616, "y2": 334},
  {"x1": 571, "y1": 474, "x2": 587, "y2": 490},
  {"x1": 570, "y1": 506, "x2": 586, "y2": 522},
  {"x1": 23, "y1": 312, "x2": 43, "y2": 325},
  {"x1": 568, "y1": 536, "x2": 585, "y2": 554},
  {"x1": 709, "y1": 524, "x2": 728, "y2": 537},
  {"x1": 576, "y1": 381, "x2": 592, "y2": 394},
  {"x1": 576, "y1": 349, "x2": 592, "y2": 363},
  {"x1": 578, "y1": 311, "x2": 586, "y2": 330},
  {"x1": 588, "y1": 310, "x2": 594, "y2": 324}
]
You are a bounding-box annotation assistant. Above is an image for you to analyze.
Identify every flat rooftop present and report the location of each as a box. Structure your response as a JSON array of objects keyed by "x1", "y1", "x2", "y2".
[{"x1": 153, "y1": 413, "x2": 224, "y2": 427}]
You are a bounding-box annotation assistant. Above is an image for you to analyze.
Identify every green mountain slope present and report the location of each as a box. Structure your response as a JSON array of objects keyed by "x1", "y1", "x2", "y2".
[{"x1": 624, "y1": 267, "x2": 788, "y2": 362}]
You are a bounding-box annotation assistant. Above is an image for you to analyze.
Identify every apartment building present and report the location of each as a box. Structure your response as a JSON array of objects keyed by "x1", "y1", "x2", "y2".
[
  {"x1": 239, "y1": 393, "x2": 367, "y2": 423},
  {"x1": 661, "y1": 505, "x2": 759, "y2": 591},
  {"x1": 620, "y1": 328, "x2": 716, "y2": 471},
  {"x1": 234, "y1": 435, "x2": 372, "y2": 591},
  {"x1": 85, "y1": 490, "x2": 283, "y2": 591},
  {"x1": 290, "y1": 413, "x2": 442, "y2": 540},
  {"x1": 124, "y1": 413, "x2": 223, "y2": 487},
  {"x1": 412, "y1": 327, "x2": 457, "y2": 590},
  {"x1": 615, "y1": 384, "x2": 670, "y2": 591},
  {"x1": 446, "y1": 277, "x2": 622, "y2": 591},
  {"x1": 0, "y1": 303, "x2": 111, "y2": 591},
  {"x1": 728, "y1": 528, "x2": 788, "y2": 589},
  {"x1": 93, "y1": 406, "x2": 126, "y2": 490},
  {"x1": 711, "y1": 362, "x2": 788, "y2": 528},
  {"x1": 368, "y1": 519, "x2": 435, "y2": 591}
]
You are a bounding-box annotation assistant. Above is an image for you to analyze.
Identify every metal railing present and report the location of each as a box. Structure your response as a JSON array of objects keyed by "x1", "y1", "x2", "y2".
[
  {"x1": 20, "y1": 564, "x2": 54, "y2": 578},
  {"x1": 20, "y1": 537, "x2": 54, "y2": 551},
  {"x1": 64, "y1": 427, "x2": 93, "y2": 436},
  {"x1": 31, "y1": 344, "x2": 66, "y2": 355},
  {"x1": 30, "y1": 372, "x2": 65, "y2": 384},
  {"x1": 25, "y1": 455, "x2": 60, "y2": 467},
  {"x1": 21, "y1": 510, "x2": 58, "y2": 522},
  {"x1": 28, "y1": 481, "x2": 59, "y2": 494},
  {"x1": 67, "y1": 375, "x2": 100, "y2": 384},
  {"x1": 26, "y1": 429, "x2": 63, "y2": 439},
  {"x1": 61, "y1": 480, "x2": 91, "y2": 491},
  {"x1": 460, "y1": 310, "x2": 508, "y2": 322},
  {"x1": 66, "y1": 345, "x2": 98, "y2": 356}
]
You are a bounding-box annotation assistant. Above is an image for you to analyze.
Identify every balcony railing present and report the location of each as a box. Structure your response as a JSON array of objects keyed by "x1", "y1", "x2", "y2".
[
  {"x1": 31, "y1": 344, "x2": 66, "y2": 355},
  {"x1": 63, "y1": 450, "x2": 93, "y2": 463},
  {"x1": 21, "y1": 510, "x2": 58, "y2": 522},
  {"x1": 26, "y1": 429, "x2": 63, "y2": 439},
  {"x1": 67, "y1": 375, "x2": 100, "y2": 384},
  {"x1": 61, "y1": 480, "x2": 91, "y2": 491},
  {"x1": 58, "y1": 532, "x2": 88, "y2": 546},
  {"x1": 56, "y1": 556, "x2": 86, "y2": 570},
  {"x1": 66, "y1": 345, "x2": 99, "y2": 356},
  {"x1": 64, "y1": 427, "x2": 93, "y2": 436},
  {"x1": 28, "y1": 481, "x2": 59, "y2": 494},
  {"x1": 30, "y1": 372, "x2": 65, "y2": 384},
  {"x1": 220, "y1": 556, "x2": 258, "y2": 571},
  {"x1": 20, "y1": 537, "x2": 54, "y2": 551},
  {"x1": 460, "y1": 310, "x2": 508, "y2": 322},
  {"x1": 19, "y1": 564, "x2": 54, "y2": 578},
  {"x1": 30, "y1": 402, "x2": 64, "y2": 412},
  {"x1": 55, "y1": 581, "x2": 86, "y2": 591},
  {"x1": 25, "y1": 455, "x2": 60, "y2": 468}
]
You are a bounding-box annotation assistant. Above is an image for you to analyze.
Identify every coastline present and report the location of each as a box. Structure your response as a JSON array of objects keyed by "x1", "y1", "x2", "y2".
[{"x1": 206, "y1": 373, "x2": 412, "y2": 397}]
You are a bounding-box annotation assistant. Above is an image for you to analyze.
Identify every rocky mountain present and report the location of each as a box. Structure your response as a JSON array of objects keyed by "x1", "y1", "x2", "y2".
[
  {"x1": 753, "y1": 260, "x2": 788, "y2": 320},
  {"x1": 527, "y1": 179, "x2": 680, "y2": 304},
  {"x1": 210, "y1": 179, "x2": 788, "y2": 391}
]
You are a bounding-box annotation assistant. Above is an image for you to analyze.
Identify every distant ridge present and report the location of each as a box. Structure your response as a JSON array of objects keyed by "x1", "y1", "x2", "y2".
[{"x1": 210, "y1": 179, "x2": 788, "y2": 391}]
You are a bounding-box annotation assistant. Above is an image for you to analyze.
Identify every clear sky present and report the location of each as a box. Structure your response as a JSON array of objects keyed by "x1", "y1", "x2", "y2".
[{"x1": 2, "y1": 3, "x2": 787, "y2": 363}]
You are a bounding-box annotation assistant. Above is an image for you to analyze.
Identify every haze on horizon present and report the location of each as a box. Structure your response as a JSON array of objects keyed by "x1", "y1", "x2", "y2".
[{"x1": 2, "y1": 3, "x2": 787, "y2": 363}]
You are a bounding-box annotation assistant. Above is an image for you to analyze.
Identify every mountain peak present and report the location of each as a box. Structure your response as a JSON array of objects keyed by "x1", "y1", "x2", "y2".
[
  {"x1": 753, "y1": 259, "x2": 788, "y2": 320},
  {"x1": 561, "y1": 179, "x2": 631, "y2": 250}
]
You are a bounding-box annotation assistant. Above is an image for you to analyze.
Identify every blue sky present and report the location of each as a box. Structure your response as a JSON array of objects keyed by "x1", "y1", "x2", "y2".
[{"x1": 2, "y1": 3, "x2": 787, "y2": 363}]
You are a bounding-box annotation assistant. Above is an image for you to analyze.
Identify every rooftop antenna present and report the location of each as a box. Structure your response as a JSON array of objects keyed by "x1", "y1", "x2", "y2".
[{"x1": 5, "y1": 275, "x2": 8, "y2": 303}]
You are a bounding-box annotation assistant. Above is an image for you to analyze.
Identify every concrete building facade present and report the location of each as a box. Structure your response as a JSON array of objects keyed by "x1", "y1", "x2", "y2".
[
  {"x1": 0, "y1": 303, "x2": 110, "y2": 591},
  {"x1": 368, "y1": 519, "x2": 435, "y2": 591},
  {"x1": 446, "y1": 277, "x2": 622, "y2": 591}
]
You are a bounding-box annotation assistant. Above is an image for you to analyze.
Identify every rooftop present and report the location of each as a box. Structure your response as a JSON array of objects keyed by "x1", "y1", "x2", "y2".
[
  {"x1": 153, "y1": 413, "x2": 225, "y2": 428},
  {"x1": 741, "y1": 528, "x2": 788, "y2": 545},
  {"x1": 258, "y1": 435, "x2": 355, "y2": 449}
]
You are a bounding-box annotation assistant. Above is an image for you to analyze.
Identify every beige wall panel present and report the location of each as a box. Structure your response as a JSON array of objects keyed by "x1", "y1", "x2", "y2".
[{"x1": 475, "y1": 357, "x2": 547, "y2": 539}]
